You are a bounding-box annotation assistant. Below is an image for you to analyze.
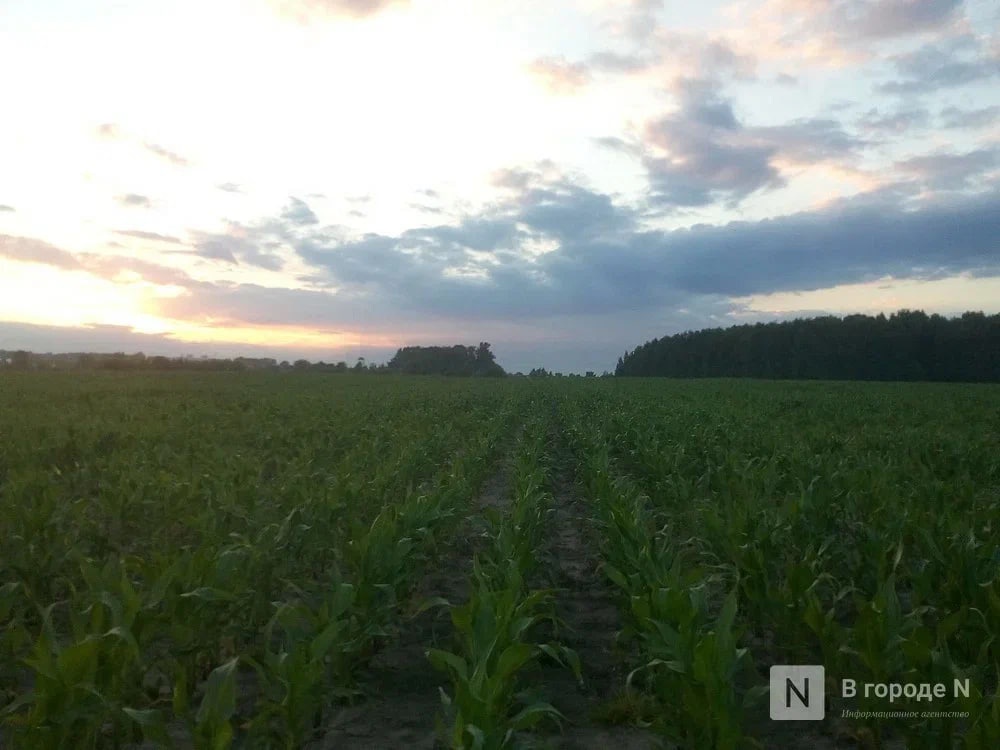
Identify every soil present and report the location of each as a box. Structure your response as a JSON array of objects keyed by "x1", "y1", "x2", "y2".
[
  {"x1": 524, "y1": 444, "x2": 661, "y2": 750},
  {"x1": 314, "y1": 467, "x2": 511, "y2": 749}
]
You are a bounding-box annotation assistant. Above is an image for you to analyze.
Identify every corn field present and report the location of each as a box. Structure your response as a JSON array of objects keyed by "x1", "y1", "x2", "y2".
[{"x1": 1, "y1": 372, "x2": 998, "y2": 748}]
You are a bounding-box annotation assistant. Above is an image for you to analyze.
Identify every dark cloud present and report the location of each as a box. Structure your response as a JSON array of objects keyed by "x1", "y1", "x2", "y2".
[
  {"x1": 515, "y1": 183, "x2": 636, "y2": 242},
  {"x1": 186, "y1": 204, "x2": 330, "y2": 270},
  {"x1": 747, "y1": 118, "x2": 864, "y2": 162},
  {"x1": 189, "y1": 229, "x2": 284, "y2": 271},
  {"x1": 143, "y1": 142, "x2": 190, "y2": 166},
  {"x1": 281, "y1": 197, "x2": 319, "y2": 226},
  {"x1": 275, "y1": 173, "x2": 1000, "y2": 324},
  {"x1": 643, "y1": 191, "x2": 1000, "y2": 298},
  {"x1": 642, "y1": 86, "x2": 781, "y2": 206},
  {"x1": 143, "y1": 182, "x2": 1000, "y2": 349},
  {"x1": 113, "y1": 229, "x2": 182, "y2": 244},
  {"x1": 190, "y1": 234, "x2": 239, "y2": 264},
  {"x1": 895, "y1": 148, "x2": 999, "y2": 190},
  {"x1": 405, "y1": 217, "x2": 521, "y2": 252},
  {"x1": 0, "y1": 205, "x2": 14, "y2": 212},
  {"x1": 881, "y1": 38, "x2": 1000, "y2": 93},
  {"x1": 117, "y1": 193, "x2": 152, "y2": 208},
  {"x1": 939, "y1": 105, "x2": 1000, "y2": 129},
  {"x1": 636, "y1": 80, "x2": 866, "y2": 207}
]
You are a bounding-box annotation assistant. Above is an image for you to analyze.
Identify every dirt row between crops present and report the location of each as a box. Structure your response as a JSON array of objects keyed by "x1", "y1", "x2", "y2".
[
  {"x1": 315, "y1": 464, "x2": 512, "y2": 749},
  {"x1": 528, "y1": 438, "x2": 660, "y2": 750}
]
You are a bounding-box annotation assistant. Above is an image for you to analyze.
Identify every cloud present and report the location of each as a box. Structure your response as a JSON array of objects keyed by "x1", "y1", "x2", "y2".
[
  {"x1": 747, "y1": 118, "x2": 864, "y2": 162},
  {"x1": 637, "y1": 80, "x2": 865, "y2": 207},
  {"x1": 77, "y1": 254, "x2": 193, "y2": 287},
  {"x1": 153, "y1": 280, "x2": 372, "y2": 328},
  {"x1": 718, "y1": 0, "x2": 968, "y2": 72},
  {"x1": 857, "y1": 106, "x2": 930, "y2": 134},
  {"x1": 275, "y1": 0, "x2": 407, "y2": 21},
  {"x1": 895, "y1": 148, "x2": 999, "y2": 190},
  {"x1": 759, "y1": 0, "x2": 964, "y2": 43},
  {"x1": 151, "y1": 183, "x2": 1000, "y2": 337},
  {"x1": 264, "y1": 172, "x2": 1000, "y2": 325},
  {"x1": 836, "y1": 0, "x2": 963, "y2": 39},
  {"x1": 537, "y1": 29, "x2": 753, "y2": 95},
  {"x1": 0, "y1": 235, "x2": 82, "y2": 269},
  {"x1": 281, "y1": 197, "x2": 319, "y2": 226},
  {"x1": 0, "y1": 234, "x2": 191, "y2": 286},
  {"x1": 217, "y1": 182, "x2": 244, "y2": 193},
  {"x1": 117, "y1": 193, "x2": 152, "y2": 208},
  {"x1": 514, "y1": 182, "x2": 635, "y2": 242},
  {"x1": 528, "y1": 56, "x2": 592, "y2": 94},
  {"x1": 881, "y1": 37, "x2": 1000, "y2": 93},
  {"x1": 189, "y1": 220, "x2": 288, "y2": 271},
  {"x1": 938, "y1": 105, "x2": 1000, "y2": 129},
  {"x1": 143, "y1": 142, "x2": 190, "y2": 166},
  {"x1": 113, "y1": 229, "x2": 182, "y2": 244},
  {"x1": 0, "y1": 205, "x2": 14, "y2": 212}
]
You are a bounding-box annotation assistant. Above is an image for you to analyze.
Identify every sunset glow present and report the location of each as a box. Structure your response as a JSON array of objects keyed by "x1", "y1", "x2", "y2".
[{"x1": 1, "y1": 0, "x2": 997, "y2": 371}]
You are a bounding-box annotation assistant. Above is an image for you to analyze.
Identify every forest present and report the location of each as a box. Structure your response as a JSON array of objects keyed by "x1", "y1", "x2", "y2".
[{"x1": 616, "y1": 310, "x2": 1000, "y2": 382}]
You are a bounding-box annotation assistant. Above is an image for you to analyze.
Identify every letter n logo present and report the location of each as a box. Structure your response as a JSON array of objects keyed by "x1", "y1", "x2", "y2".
[{"x1": 770, "y1": 665, "x2": 825, "y2": 720}]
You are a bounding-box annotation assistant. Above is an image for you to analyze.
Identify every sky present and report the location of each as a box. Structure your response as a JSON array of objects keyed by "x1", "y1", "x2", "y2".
[{"x1": 1, "y1": 0, "x2": 998, "y2": 373}]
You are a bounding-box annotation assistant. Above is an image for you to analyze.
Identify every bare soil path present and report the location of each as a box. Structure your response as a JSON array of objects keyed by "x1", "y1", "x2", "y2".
[
  {"x1": 525, "y1": 435, "x2": 661, "y2": 750},
  {"x1": 316, "y1": 467, "x2": 512, "y2": 749}
]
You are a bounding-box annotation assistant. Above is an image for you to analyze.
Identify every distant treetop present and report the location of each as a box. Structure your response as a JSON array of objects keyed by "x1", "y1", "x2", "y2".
[{"x1": 386, "y1": 342, "x2": 506, "y2": 377}]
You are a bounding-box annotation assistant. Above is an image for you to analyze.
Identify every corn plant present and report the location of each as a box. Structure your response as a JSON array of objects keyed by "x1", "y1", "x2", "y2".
[{"x1": 428, "y1": 565, "x2": 580, "y2": 749}]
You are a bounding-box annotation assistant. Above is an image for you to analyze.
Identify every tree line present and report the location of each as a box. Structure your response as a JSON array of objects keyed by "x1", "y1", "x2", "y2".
[
  {"x1": 615, "y1": 310, "x2": 1000, "y2": 382},
  {"x1": 0, "y1": 343, "x2": 507, "y2": 377},
  {"x1": 0, "y1": 351, "x2": 371, "y2": 373}
]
